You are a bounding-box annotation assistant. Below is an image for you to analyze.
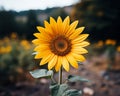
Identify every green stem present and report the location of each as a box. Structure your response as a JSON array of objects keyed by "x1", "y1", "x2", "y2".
[
  {"x1": 51, "y1": 76, "x2": 56, "y2": 83},
  {"x1": 58, "y1": 67, "x2": 62, "y2": 85}
]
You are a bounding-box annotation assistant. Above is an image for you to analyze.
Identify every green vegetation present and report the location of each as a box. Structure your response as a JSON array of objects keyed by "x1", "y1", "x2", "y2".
[
  {"x1": 0, "y1": 37, "x2": 35, "y2": 85},
  {"x1": 71, "y1": 0, "x2": 120, "y2": 42}
]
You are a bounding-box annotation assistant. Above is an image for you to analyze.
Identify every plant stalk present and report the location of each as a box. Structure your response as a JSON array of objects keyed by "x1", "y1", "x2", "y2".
[{"x1": 58, "y1": 67, "x2": 62, "y2": 85}]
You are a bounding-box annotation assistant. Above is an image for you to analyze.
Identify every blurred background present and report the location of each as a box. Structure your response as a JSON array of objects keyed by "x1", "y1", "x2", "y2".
[{"x1": 0, "y1": 0, "x2": 120, "y2": 96}]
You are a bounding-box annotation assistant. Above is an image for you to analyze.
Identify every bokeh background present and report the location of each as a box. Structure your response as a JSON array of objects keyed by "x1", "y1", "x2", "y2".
[{"x1": 0, "y1": 0, "x2": 120, "y2": 96}]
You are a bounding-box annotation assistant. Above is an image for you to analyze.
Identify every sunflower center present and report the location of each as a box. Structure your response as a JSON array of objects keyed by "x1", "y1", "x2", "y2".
[{"x1": 50, "y1": 36, "x2": 71, "y2": 56}]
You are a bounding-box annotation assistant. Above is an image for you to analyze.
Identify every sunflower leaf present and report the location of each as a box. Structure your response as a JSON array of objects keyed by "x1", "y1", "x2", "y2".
[
  {"x1": 50, "y1": 83, "x2": 59, "y2": 96},
  {"x1": 50, "y1": 84, "x2": 68, "y2": 96},
  {"x1": 68, "y1": 75, "x2": 89, "y2": 82},
  {"x1": 62, "y1": 89, "x2": 82, "y2": 96},
  {"x1": 29, "y1": 69, "x2": 53, "y2": 78},
  {"x1": 57, "y1": 84, "x2": 68, "y2": 96}
]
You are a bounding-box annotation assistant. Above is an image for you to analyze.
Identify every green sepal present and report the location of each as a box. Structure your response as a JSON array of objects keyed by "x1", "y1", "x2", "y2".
[
  {"x1": 29, "y1": 69, "x2": 53, "y2": 78},
  {"x1": 68, "y1": 75, "x2": 89, "y2": 82}
]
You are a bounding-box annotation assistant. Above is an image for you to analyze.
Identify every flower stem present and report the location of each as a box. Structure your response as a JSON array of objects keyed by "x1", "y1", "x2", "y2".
[
  {"x1": 58, "y1": 67, "x2": 62, "y2": 85},
  {"x1": 51, "y1": 76, "x2": 56, "y2": 83}
]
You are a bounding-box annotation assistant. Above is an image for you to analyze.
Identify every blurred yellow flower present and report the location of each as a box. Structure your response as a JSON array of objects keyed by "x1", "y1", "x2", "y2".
[
  {"x1": 0, "y1": 40, "x2": 3, "y2": 45},
  {"x1": 0, "y1": 47, "x2": 5, "y2": 54},
  {"x1": 6, "y1": 46, "x2": 12, "y2": 53},
  {"x1": 11, "y1": 32, "x2": 17, "y2": 39},
  {"x1": 3, "y1": 37, "x2": 10, "y2": 43},
  {"x1": 105, "y1": 39, "x2": 116, "y2": 45},
  {"x1": 0, "y1": 45, "x2": 12, "y2": 54},
  {"x1": 32, "y1": 16, "x2": 89, "y2": 72},
  {"x1": 117, "y1": 46, "x2": 120, "y2": 52},
  {"x1": 95, "y1": 40, "x2": 104, "y2": 47},
  {"x1": 20, "y1": 40, "x2": 31, "y2": 50}
]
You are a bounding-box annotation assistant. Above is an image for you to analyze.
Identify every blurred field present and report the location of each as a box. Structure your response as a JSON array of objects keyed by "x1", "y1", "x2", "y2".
[
  {"x1": 0, "y1": 35, "x2": 35, "y2": 84},
  {"x1": 0, "y1": 35, "x2": 120, "y2": 96},
  {"x1": 0, "y1": 0, "x2": 120, "y2": 96}
]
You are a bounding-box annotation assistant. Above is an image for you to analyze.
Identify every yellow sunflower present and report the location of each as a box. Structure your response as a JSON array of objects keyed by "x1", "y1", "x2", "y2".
[{"x1": 32, "y1": 16, "x2": 89, "y2": 72}]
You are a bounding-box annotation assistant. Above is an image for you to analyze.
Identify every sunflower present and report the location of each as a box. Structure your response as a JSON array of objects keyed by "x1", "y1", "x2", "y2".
[{"x1": 32, "y1": 16, "x2": 89, "y2": 72}]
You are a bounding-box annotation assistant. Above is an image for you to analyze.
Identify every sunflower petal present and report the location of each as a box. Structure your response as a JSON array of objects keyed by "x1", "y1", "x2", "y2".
[
  {"x1": 62, "y1": 57, "x2": 70, "y2": 72},
  {"x1": 55, "y1": 56, "x2": 62, "y2": 72},
  {"x1": 69, "y1": 27, "x2": 85, "y2": 39},
  {"x1": 62, "y1": 16, "x2": 70, "y2": 33},
  {"x1": 33, "y1": 33, "x2": 41, "y2": 38},
  {"x1": 57, "y1": 16, "x2": 63, "y2": 34},
  {"x1": 37, "y1": 26, "x2": 45, "y2": 33},
  {"x1": 35, "y1": 53, "x2": 42, "y2": 59},
  {"x1": 32, "y1": 39, "x2": 40, "y2": 45},
  {"x1": 66, "y1": 20, "x2": 78, "y2": 36},
  {"x1": 57, "y1": 16, "x2": 62, "y2": 23},
  {"x1": 35, "y1": 50, "x2": 51, "y2": 59},
  {"x1": 34, "y1": 44, "x2": 49, "y2": 51},
  {"x1": 50, "y1": 17, "x2": 57, "y2": 24},
  {"x1": 72, "y1": 34, "x2": 89, "y2": 43},
  {"x1": 48, "y1": 55, "x2": 58, "y2": 70},
  {"x1": 72, "y1": 47, "x2": 88, "y2": 54},
  {"x1": 40, "y1": 53, "x2": 54, "y2": 65},
  {"x1": 50, "y1": 17, "x2": 58, "y2": 34},
  {"x1": 72, "y1": 41, "x2": 90, "y2": 48},
  {"x1": 63, "y1": 16, "x2": 70, "y2": 25},
  {"x1": 34, "y1": 29, "x2": 51, "y2": 41},
  {"x1": 66, "y1": 54, "x2": 78, "y2": 69},
  {"x1": 33, "y1": 33, "x2": 51, "y2": 41},
  {"x1": 44, "y1": 21, "x2": 53, "y2": 34},
  {"x1": 71, "y1": 53, "x2": 86, "y2": 62},
  {"x1": 44, "y1": 20, "x2": 50, "y2": 28},
  {"x1": 69, "y1": 20, "x2": 78, "y2": 30}
]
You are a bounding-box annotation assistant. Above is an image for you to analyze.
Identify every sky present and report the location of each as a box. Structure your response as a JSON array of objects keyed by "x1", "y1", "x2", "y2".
[{"x1": 0, "y1": 0, "x2": 79, "y2": 11}]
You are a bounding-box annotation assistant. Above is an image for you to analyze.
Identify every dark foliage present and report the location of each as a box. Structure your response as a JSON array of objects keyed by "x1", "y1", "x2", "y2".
[
  {"x1": 0, "y1": 7, "x2": 67, "y2": 40},
  {"x1": 71, "y1": 0, "x2": 120, "y2": 42}
]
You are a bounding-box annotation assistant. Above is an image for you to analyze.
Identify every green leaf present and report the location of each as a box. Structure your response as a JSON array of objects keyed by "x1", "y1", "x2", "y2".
[
  {"x1": 57, "y1": 84, "x2": 68, "y2": 96},
  {"x1": 68, "y1": 75, "x2": 89, "y2": 82},
  {"x1": 50, "y1": 83, "x2": 59, "y2": 96},
  {"x1": 29, "y1": 69, "x2": 53, "y2": 78},
  {"x1": 62, "y1": 89, "x2": 82, "y2": 96},
  {"x1": 50, "y1": 84, "x2": 68, "y2": 96}
]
